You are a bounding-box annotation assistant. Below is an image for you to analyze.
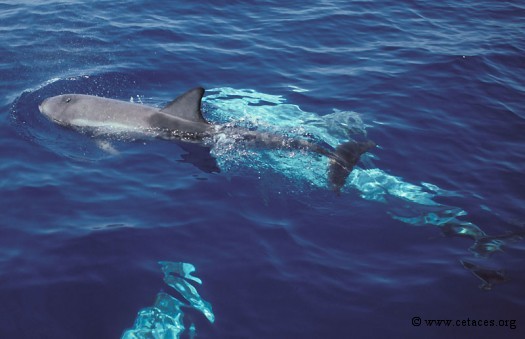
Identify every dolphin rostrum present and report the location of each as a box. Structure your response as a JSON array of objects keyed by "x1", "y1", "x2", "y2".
[{"x1": 39, "y1": 87, "x2": 375, "y2": 191}]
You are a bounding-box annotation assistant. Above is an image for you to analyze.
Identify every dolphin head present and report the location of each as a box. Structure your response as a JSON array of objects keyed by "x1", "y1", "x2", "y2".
[{"x1": 39, "y1": 94, "x2": 85, "y2": 125}]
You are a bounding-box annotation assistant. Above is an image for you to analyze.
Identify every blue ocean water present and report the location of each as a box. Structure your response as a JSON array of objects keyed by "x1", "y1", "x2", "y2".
[{"x1": 1, "y1": 0, "x2": 525, "y2": 338}]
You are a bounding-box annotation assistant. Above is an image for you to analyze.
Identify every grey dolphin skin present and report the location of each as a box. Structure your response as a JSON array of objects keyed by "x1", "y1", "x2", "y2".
[
  {"x1": 460, "y1": 260, "x2": 507, "y2": 290},
  {"x1": 39, "y1": 87, "x2": 375, "y2": 192}
]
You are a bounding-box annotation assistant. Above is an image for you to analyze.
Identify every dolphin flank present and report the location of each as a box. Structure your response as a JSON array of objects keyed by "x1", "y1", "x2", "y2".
[{"x1": 39, "y1": 87, "x2": 375, "y2": 191}]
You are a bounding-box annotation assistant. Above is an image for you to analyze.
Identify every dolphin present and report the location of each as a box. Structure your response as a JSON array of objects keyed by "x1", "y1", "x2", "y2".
[
  {"x1": 39, "y1": 87, "x2": 375, "y2": 191},
  {"x1": 460, "y1": 260, "x2": 507, "y2": 290}
]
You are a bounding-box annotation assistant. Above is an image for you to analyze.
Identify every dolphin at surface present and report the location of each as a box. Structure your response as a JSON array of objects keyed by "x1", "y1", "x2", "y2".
[{"x1": 39, "y1": 87, "x2": 375, "y2": 191}]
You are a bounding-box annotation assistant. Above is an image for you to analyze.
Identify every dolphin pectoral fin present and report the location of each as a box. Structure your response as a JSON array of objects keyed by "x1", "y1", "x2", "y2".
[
  {"x1": 160, "y1": 87, "x2": 208, "y2": 124},
  {"x1": 328, "y1": 140, "x2": 375, "y2": 193},
  {"x1": 176, "y1": 142, "x2": 220, "y2": 173}
]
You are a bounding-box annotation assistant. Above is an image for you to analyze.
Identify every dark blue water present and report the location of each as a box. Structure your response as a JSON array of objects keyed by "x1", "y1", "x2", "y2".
[{"x1": 2, "y1": 1, "x2": 524, "y2": 338}]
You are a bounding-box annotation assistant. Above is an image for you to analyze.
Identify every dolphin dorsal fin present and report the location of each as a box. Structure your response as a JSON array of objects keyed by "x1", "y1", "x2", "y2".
[{"x1": 160, "y1": 87, "x2": 208, "y2": 124}]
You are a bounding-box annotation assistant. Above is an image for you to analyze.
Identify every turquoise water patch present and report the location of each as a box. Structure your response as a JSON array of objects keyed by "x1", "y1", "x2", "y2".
[
  {"x1": 204, "y1": 87, "x2": 458, "y2": 208},
  {"x1": 122, "y1": 262, "x2": 214, "y2": 339},
  {"x1": 203, "y1": 87, "x2": 369, "y2": 190}
]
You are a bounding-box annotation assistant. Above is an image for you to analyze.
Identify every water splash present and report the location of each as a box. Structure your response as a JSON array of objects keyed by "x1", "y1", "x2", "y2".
[
  {"x1": 16, "y1": 77, "x2": 519, "y2": 287},
  {"x1": 203, "y1": 87, "x2": 519, "y2": 285},
  {"x1": 203, "y1": 87, "x2": 369, "y2": 188}
]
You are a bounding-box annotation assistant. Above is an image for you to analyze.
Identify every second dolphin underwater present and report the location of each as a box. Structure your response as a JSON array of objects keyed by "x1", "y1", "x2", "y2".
[{"x1": 39, "y1": 87, "x2": 375, "y2": 191}]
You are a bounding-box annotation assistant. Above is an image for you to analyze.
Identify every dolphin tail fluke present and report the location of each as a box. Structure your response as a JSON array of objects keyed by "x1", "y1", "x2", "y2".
[{"x1": 328, "y1": 140, "x2": 375, "y2": 193}]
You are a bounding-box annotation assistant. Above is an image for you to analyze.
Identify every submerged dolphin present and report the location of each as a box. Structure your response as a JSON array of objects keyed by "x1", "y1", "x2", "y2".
[
  {"x1": 39, "y1": 87, "x2": 375, "y2": 191},
  {"x1": 460, "y1": 260, "x2": 507, "y2": 290}
]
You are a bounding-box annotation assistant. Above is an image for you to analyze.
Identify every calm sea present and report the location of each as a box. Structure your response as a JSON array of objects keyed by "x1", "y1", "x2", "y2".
[{"x1": 1, "y1": 1, "x2": 524, "y2": 338}]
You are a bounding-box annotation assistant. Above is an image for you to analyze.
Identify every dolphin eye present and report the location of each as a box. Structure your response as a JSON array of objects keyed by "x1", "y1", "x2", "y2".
[{"x1": 66, "y1": 98, "x2": 71, "y2": 103}]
